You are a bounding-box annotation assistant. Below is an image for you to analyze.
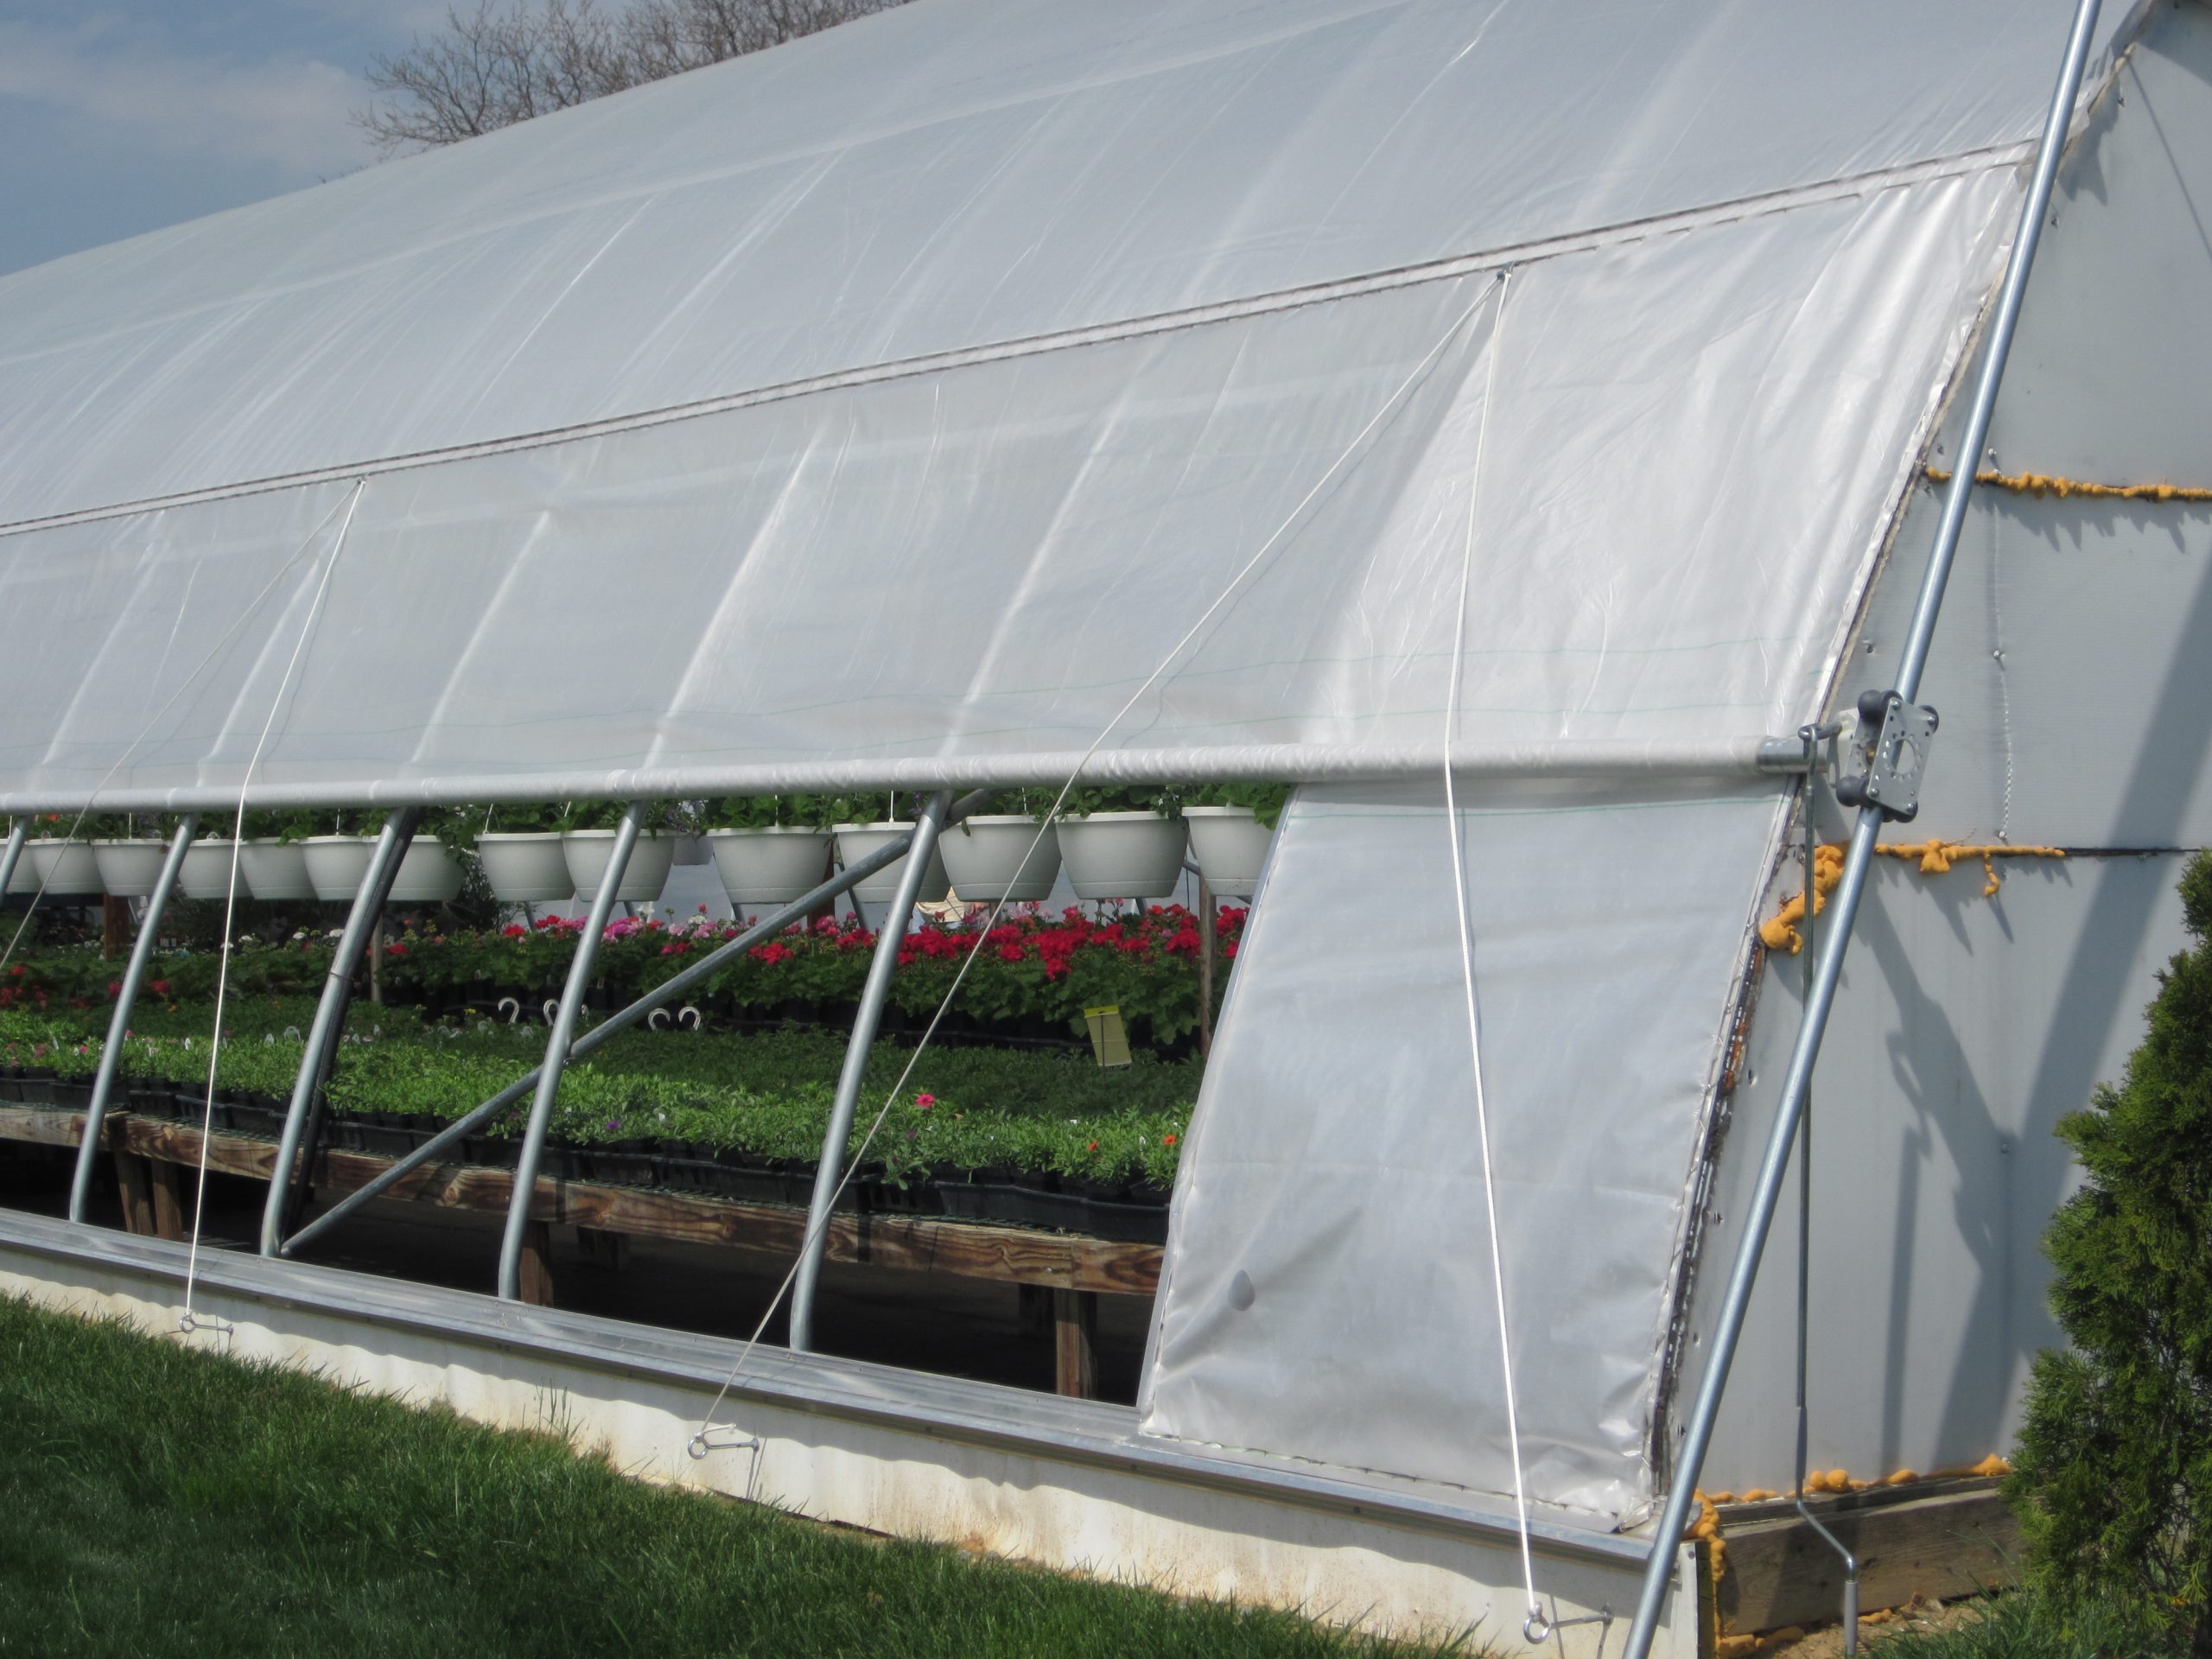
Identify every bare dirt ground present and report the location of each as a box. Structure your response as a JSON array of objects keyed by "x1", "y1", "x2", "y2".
[{"x1": 1728, "y1": 1594, "x2": 1986, "y2": 1656}]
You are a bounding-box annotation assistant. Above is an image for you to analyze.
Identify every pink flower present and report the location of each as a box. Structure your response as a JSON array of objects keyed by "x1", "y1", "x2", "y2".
[{"x1": 917, "y1": 1093, "x2": 936, "y2": 1109}]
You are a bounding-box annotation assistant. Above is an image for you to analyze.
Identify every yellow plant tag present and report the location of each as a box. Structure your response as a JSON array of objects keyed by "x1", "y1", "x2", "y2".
[{"x1": 1084, "y1": 1005, "x2": 1132, "y2": 1068}]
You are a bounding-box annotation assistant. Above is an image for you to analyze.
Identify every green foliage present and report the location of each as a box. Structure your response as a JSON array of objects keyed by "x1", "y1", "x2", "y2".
[
  {"x1": 23, "y1": 810, "x2": 142, "y2": 841},
  {"x1": 236, "y1": 808, "x2": 323, "y2": 842},
  {"x1": 0, "y1": 1296, "x2": 1458, "y2": 1658},
  {"x1": 1185, "y1": 782, "x2": 1292, "y2": 830},
  {"x1": 2007, "y1": 849, "x2": 2212, "y2": 1652},
  {"x1": 550, "y1": 799, "x2": 697, "y2": 836},
  {"x1": 0, "y1": 902, "x2": 1244, "y2": 1052},
  {"x1": 1865, "y1": 1591, "x2": 2165, "y2": 1657},
  {"x1": 471, "y1": 801, "x2": 566, "y2": 835},
  {"x1": 702, "y1": 794, "x2": 845, "y2": 831},
  {"x1": 0, "y1": 1002, "x2": 1198, "y2": 1186},
  {"x1": 1055, "y1": 785, "x2": 1185, "y2": 820}
]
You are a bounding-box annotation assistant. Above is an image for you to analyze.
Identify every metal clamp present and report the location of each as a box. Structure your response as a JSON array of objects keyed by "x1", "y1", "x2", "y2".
[{"x1": 1832, "y1": 690, "x2": 1937, "y2": 822}]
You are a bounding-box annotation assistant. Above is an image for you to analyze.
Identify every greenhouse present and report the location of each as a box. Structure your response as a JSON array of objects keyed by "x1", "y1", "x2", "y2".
[{"x1": 1, "y1": 0, "x2": 2208, "y2": 1652}]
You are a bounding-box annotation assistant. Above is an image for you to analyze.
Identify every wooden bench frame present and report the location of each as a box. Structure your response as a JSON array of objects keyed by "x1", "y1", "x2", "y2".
[{"x1": 0, "y1": 1104, "x2": 1159, "y2": 1399}]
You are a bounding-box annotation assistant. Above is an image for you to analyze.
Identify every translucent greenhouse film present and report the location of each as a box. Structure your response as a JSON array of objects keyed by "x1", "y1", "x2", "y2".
[{"x1": 0, "y1": 0, "x2": 2144, "y2": 1527}]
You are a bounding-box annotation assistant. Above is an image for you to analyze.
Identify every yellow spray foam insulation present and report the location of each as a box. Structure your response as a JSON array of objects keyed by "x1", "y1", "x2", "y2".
[
  {"x1": 1925, "y1": 465, "x2": 2212, "y2": 504},
  {"x1": 1761, "y1": 841, "x2": 2065, "y2": 953},
  {"x1": 1688, "y1": 1489, "x2": 1728, "y2": 1584},
  {"x1": 1714, "y1": 1456, "x2": 2013, "y2": 1509}
]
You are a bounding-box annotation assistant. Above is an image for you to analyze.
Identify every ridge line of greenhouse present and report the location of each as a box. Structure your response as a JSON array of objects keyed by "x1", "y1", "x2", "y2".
[{"x1": 0, "y1": 140, "x2": 2031, "y2": 542}]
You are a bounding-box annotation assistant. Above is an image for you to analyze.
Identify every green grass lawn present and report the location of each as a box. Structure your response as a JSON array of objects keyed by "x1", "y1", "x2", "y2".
[
  {"x1": 0, "y1": 1295, "x2": 1469, "y2": 1658},
  {"x1": 1863, "y1": 1592, "x2": 2166, "y2": 1657}
]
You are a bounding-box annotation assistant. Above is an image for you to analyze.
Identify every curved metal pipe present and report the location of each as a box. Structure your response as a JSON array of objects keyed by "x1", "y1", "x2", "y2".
[
  {"x1": 496, "y1": 802, "x2": 644, "y2": 1300},
  {"x1": 257, "y1": 808, "x2": 421, "y2": 1255},
  {"x1": 787, "y1": 790, "x2": 952, "y2": 1352},
  {"x1": 69, "y1": 816, "x2": 199, "y2": 1223}
]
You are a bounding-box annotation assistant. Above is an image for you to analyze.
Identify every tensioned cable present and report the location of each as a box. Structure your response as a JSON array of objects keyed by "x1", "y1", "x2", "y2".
[
  {"x1": 179, "y1": 481, "x2": 364, "y2": 1327},
  {"x1": 688, "y1": 272, "x2": 1509, "y2": 1448},
  {"x1": 0, "y1": 486, "x2": 369, "y2": 980},
  {"x1": 1437, "y1": 272, "x2": 1542, "y2": 1633}
]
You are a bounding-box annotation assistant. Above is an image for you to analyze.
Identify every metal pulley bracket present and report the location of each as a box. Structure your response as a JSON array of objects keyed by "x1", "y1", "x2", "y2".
[{"x1": 1834, "y1": 690, "x2": 1938, "y2": 822}]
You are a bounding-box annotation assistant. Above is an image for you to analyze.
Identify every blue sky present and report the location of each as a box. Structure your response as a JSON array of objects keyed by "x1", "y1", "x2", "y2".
[{"x1": 0, "y1": 0, "x2": 444, "y2": 276}]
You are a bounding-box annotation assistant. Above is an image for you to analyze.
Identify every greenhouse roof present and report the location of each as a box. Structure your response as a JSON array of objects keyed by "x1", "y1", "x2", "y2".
[{"x1": 0, "y1": 0, "x2": 2136, "y2": 809}]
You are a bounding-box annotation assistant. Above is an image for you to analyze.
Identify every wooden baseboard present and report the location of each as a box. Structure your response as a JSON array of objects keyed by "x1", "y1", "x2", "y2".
[{"x1": 1717, "y1": 1478, "x2": 2018, "y2": 1636}]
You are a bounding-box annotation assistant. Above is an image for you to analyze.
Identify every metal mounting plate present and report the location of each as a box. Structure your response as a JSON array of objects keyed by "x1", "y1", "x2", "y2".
[{"x1": 1859, "y1": 696, "x2": 1938, "y2": 819}]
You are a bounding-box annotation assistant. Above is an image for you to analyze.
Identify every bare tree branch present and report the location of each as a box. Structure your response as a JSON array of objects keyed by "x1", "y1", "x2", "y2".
[{"x1": 354, "y1": 0, "x2": 899, "y2": 154}]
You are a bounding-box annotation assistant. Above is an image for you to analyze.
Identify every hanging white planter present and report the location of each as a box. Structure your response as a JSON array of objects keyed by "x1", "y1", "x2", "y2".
[
  {"x1": 4, "y1": 845, "x2": 36, "y2": 895},
  {"x1": 387, "y1": 841, "x2": 467, "y2": 905},
  {"x1": 707, "y1": 828, "x2": 833, "y2": 906},
  {"x1": 1054, "y1": 811, "x2": 1188, "y2": 901},
  {"x1": 833, "y1": 823, "x2": 950, "y2": 906},
  {"x1": 1182, "y1": 806, "x2": 1275, "y2": 901},
  {"x1": 301, "y1": 835, "x2": 378, "y2": 902},
  {"x1": 180, "y1": 838, "x2": 245, "y2": 900},
  {"x1": 562, "y1": 830, "x2": 673, "y2": 903},
  {"x1": 240, "y1": 839, "x2": 317, "y2": 901},
  {"x1": 28, "y1": 839, "x2": 104, "y2": 896},
  {"x1": 476, "y1": 833, "x2": 573, "y2": 902},
  {"x1": 90, "y1": 838, "x2": 168, "y2": 899},
  {"x1": 939, "y1": 816, "x2": 1060, "y2": 903}
]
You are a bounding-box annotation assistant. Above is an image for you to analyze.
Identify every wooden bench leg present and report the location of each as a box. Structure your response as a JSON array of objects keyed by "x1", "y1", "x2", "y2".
[
  {"x1": 1052, "y1": 1288, "x2": 1097, "y2": 1400},
  {"x1": 112, "y1": 1151, "x2": 156, "y2": 1236},
  {"x1": 576, "y1": 1226, "x2": 630, "y2": 1272},
  {"x1": 516, "y1": 1220, "x2": 556, "y2": 1306},
  {"x1": 1016, "y1": 1282, "x2": 1052, "y2": 1335},
  {"x1": 148, "y1": 1159, "x2": 188, "y2": 1242}
]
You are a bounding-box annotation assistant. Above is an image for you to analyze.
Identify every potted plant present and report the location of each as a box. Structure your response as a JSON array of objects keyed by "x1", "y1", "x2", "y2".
[
  {"x1": 3, "y1": 820, "x2": 35, "y2": 894},
  {"x1": 1053, "y1": 786, "x2": 1188, "y2": 901},
  {"x1": 830, "y1": 793, "x2": 950, "y2": 906},
  {"x1": 175, "y1": 815, "x2": 248, "y2": 900},
  {"x1": 558, "y1": 801, "x2": 677, "y2": 903},
  {"x1": 301, "y1": 810, "x2": 380, "y2": 901},
  {"x1": 470, "y1": 802, "x2": 572, "y2": 902},
  {"x1": 374, "y1": 806, "x2": 483, "y2": 908},
  {"x1": 86, "y1": 812, "x2": 168, "y2": 898},
  {"x1": 939, "y1": 787, "x2": 1060, "y2": 903},
  {"x1": 238, "y1": 809, "x2": 320, "y2": 901},
  {"x1": 702, "y1": 796, "x2": 835, "y2": 906},
  {"x1": 1180, "y1": 783, "x2": 1287, "y2": 900},
  {"x1": 26, "y1": 812, "x2": 105, "y2": 896}
]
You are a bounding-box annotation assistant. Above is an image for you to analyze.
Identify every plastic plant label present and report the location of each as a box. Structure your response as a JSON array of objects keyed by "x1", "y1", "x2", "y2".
[{"x1": 1084, "y1": 1005, "x2": 1132, "y2": 1068}]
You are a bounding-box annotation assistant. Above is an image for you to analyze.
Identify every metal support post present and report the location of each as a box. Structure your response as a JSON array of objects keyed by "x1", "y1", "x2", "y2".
[
  {"x1": 497, "y1": 801, "x2": 645, "y2": 1301},
  {"x1": 0, "y1": 819, "x2": 25, "y2": 908},
  {"x1": 68, "y1": 815, "x2": 199, "y2": 1224},
  {"x1": 1790, "y1": 734, "x2": 1859, "y2": 1651},
  {"x1": 257, "y1": 808, "x2": 421, "y2": 1256},
  {"x1": 1623, "y1": 3, "x2": 2102, "y2": 1653},
  {"x1": 787, "y1": 789, "x2": 953, "y2": 1352},
  {"x1": 277, "y1": 790, "x2": 990, "y2": 1261}
]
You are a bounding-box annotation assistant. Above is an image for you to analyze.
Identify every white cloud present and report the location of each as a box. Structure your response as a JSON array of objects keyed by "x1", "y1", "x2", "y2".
[{"x1": 0, "y1": 16, "x2": 375, "y2": 179}]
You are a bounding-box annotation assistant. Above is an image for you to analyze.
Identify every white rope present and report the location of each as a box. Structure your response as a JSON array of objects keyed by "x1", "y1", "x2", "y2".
[
  {"x1": 0, "y1": 486, "x2": 367, "y2": 977},
  {"x1": 180, "y1": 481, "x2": 364, "y2": 1325},
  {"x1": 690, "y1": 273, "x2": 1507, "y2": 1444},
  {"x1": 1439, "y1": 271, "x2": 1543, "y2": 1629}
]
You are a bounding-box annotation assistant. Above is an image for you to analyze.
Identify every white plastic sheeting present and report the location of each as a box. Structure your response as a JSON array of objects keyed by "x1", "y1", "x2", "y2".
[
  {"x1": 0, "y1": 0, "x2": 2130, "y2": 532},
  {"x1": 0, "y1": 164, "x2": 2012, "y2": 808},
  {"x1": 0, "y1": 0, "x2": 2144, "y2": 1529},
  {"x1": 1141, "y1": 779, "x2": 1783, "y2": 1526}
]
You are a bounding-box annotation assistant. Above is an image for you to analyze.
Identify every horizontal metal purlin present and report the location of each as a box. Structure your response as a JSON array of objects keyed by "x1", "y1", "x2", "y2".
[{"x1": 0, "y1": 736, "x2": 1810, "y2": 814}]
